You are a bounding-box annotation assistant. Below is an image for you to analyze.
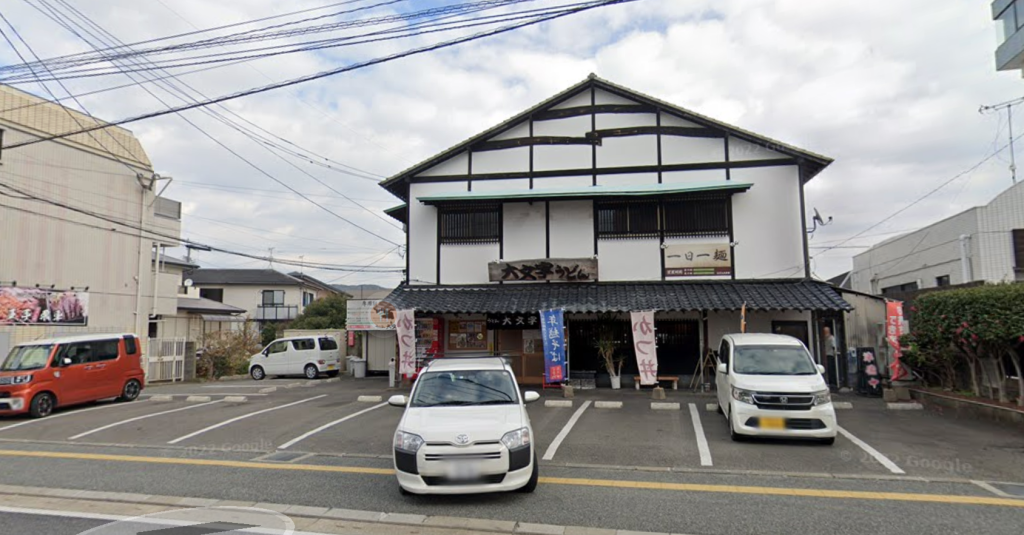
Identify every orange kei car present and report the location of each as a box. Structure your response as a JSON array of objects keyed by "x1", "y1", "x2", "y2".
[{"x1": 0, "y1": 333, "x2": 145, "y2": 418}]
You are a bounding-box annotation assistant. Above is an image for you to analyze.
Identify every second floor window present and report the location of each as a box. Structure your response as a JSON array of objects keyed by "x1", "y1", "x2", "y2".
[
  {"x1": 303, "y1": 291, "x2": 315, "y2": 306},
  {"x1": 597, "y1": 195, "x2": 730, "y2": 239},
  {"x1": 439, "y1": 204, "x2": 500, "y2": 245},
  {"x1": 262, "y1": 290, "x2": 285, "y2": 306}
]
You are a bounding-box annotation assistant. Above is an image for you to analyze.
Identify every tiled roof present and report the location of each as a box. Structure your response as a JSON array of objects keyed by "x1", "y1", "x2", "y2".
[
  {"x1": 177, "y1": 297, "x2": 246, "y2": 314},
  {"x1": 382, "y1": 280, "x2": 853, "y2": 314},
  {"x1": 189, "y1": 269, "x2": 300, "y2": 286}
]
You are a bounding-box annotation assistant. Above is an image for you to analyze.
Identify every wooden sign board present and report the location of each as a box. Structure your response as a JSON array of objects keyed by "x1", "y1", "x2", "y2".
[{"x1": 488, "y1": 258, "x2": 598, "y2": 282}]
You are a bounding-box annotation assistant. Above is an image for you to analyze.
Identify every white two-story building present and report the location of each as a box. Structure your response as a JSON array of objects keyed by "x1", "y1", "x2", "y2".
[{"x1": 380, "y1": 76, "x2": 851, "y2": 386}]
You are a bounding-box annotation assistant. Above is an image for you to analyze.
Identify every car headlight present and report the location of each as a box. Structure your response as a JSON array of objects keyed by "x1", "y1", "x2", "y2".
[
  {"x1": 501, "y1": 427, "x2": 531, "y2": 450},
  {"x1": 393, "y1": 430, "x2": 424, "y2": 453},
  {"x1": 812, "y1": 389, "x2": 832, "y2": 406},
  {"x1": 731, "y1": 387, "x2": 755, "y2": 405},
  {"x1": 12, "y1": 375, "x2": 32, "y2": 385}
]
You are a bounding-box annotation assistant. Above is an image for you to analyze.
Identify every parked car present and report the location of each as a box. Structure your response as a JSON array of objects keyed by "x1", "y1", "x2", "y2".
[
  {"x1": 0, "y1": 333, "x2": 144, "y2": 418},
  {"x1": 715, "y1": 333, "x2": 837, "y2": 445},
  {"x1": 249, "y1": 336, "x2": 342, "y2": 380},
  {"x1": 388, "y1": 357, "x2": 540, "y2": 495}
]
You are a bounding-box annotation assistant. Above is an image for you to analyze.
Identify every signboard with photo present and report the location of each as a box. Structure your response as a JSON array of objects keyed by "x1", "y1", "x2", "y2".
[
  {"x1": 448, "y1": 320, "x2": 487, "y2": 350},
  {"x1": 664, "y1": 243, "x2": 731, "y2": 277},
  {"x1": 0, "y1": 287, "x2": 89, "y2": 326},
  {"x1": 345, "y1": 299, "x2": 395, "y2": 330}
]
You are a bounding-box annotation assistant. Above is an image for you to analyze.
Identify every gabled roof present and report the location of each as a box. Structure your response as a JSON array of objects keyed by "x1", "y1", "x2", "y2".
[
  {"x1": 380, "y1": 75, "x2": 833, "y2": 200},
  {"x1": 288, "y1": 272, "x2": 349, "y2": 296},
  {"x1": 177, "y1": 297, "x2": 246, "y2": 315},
  {"x1": 189, "y1": 269, "x2": 302, "y2": 287}
]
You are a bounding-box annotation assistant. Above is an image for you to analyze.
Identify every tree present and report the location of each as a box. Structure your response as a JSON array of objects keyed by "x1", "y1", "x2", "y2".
[
  {"x1": 198, "y1": 321, "x2": 263, "y2": 380},
  {"x1": 288, "y1": 294, "x2": 348, "y2": 330}
]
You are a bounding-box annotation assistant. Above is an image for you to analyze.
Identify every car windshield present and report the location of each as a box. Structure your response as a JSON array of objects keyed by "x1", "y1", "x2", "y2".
[
  {"x1": 1, "y1": 345, "x2": 54, "y2": 371},
  {"x1": 410, "y1": 370, "x2": 519, "y2": 407},
  {"x1": 733, "y1": 345, "x2": 817, "y2": 375}
]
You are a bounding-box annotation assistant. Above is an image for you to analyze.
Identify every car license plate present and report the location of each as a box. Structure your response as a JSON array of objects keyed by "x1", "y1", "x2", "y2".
[
  {"x1": 446, "y1": 462, "x2": 480, "y2": 481},
  {"x1": 760, "y1": 417, "x2": 786, "y2": 430},
  {"x1": 327, "y1": 365, "x2": 336, "y2": 370}
]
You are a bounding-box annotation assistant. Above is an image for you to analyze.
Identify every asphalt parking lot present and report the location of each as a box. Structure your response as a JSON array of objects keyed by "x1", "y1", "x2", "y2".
[{"x1": 2, "y1": 376, "x2": 1022, "y2": 486}]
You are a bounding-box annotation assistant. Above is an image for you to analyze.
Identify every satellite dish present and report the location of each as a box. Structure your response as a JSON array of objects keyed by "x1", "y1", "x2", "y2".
[{"x1": 184, "y1": 279, "x2": 194, "y2": 287}]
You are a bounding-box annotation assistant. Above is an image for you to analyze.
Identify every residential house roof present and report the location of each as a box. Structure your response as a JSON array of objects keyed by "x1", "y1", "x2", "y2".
[
  {"x1": 288, "y1": 272, "x2": 349, "y2": 296},
  {"x1": 382, "y1": 280, "x2": 852, "y2": 314},
  {"x1": 189, "y1": 269, "x2": 304, "y2": 286},
  {"x1": 380, "y1": 75, "x2": 833, "y2": 200},
  {"x1": 826, "y1": 271, "x2": 851, "y2": 290},
  {"x1": 153, "y1": 252, "x2": 198, "y2": 269}
]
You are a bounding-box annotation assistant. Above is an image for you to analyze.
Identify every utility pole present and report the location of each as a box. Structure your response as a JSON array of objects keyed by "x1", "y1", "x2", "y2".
[
  {"x1": 980, "y1": 97, "x2": 1024, "y2": 184},
  {"x1": 268, "y1": 247, "x2": 275, "y2": 269}
]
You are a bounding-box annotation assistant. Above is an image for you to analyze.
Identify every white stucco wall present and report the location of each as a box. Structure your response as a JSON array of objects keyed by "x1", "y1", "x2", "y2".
[
  {"x1": 976, "y1": 181, "x2": 1024, "y2": 283},
  {"x1": 548, "y1": 200, "x2": 594, "y2": 259},
  {"x1": 440, "y1": 243, "x2": 498, "y2": 284},
  {"x1": 598, "y1": 239, "x2": 661, "y2": 281},
  {"x1": 730, "y1": 165, "x2": 805, "y2": 279},
  {"x1": 503, "y1": 202, "x2": 547, "y2": 260}
]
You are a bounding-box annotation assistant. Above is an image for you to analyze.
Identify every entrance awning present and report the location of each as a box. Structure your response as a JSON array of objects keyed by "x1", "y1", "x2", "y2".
[{"x1": 382, "y1": 280, "x2": 852, "y2": 314}]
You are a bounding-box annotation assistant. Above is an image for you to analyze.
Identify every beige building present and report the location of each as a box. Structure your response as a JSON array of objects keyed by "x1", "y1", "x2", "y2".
[
  {"x1": 188, "y1": 269, "x2": 347, "y2": 327},
  {"x1": 0, "y1": 83, "x2": 181, "y2": 359}
]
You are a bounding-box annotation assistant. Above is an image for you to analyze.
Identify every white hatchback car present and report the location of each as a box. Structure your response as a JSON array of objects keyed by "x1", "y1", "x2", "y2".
[
  {"x1": 715, "y1": 333, "x2": 837, "y2": 444},
  {"x1": 249, "y1": 336, "x2": 342, "y2": 380},
  {"x1": 388, "y1": 357, "x2": 540, "y2": 495}
]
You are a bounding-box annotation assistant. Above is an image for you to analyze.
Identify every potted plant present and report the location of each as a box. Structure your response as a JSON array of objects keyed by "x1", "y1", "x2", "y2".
[{"x1": 595, "y1": 335, "x2": 626, "y2": 389}]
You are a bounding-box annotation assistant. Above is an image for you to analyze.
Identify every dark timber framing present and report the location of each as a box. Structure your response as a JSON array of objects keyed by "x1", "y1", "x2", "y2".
[
  {"x1": 533, "y1": 104, "x2": 654, "y2": 121},
  {"x1": 545, "y1": 201, "x2": 551, "y2": 258},
  {"x1": 414, "y1": 158, "x2": 797, "y2": 183},
  {"x1": 798, "y1": 164, "x2": 811, "y2": 278},
  {"x1": 656, "y1": 110, "x2": 663, "y2": 184},
  {"x1": 591, "y1": 86, "x2": 597, "y2": 187},
  {"x1": 659, "y1": 198, "x2": 666, "y2": 280},
  {"x1": 528, "y1": 115, "x2": 535, "y2": 190},
  {"x1": 728, "y1": 199, "x2": 736, "y2": 280},
  {"x1": 435, "y1": 212, "x2": 442, "y2": 284},
  {"x1": 592, "y1": 200, "x2": 599, "y2": 257},
  {"x1": 469, "y1": 127, "x2": 721, "y2": 152},
  {"x1": 467, "y1": 150, "x2": 473, "y2": 192},
  {"x1": 724, "y1": 134, "x2": 731, "y2": 181}
]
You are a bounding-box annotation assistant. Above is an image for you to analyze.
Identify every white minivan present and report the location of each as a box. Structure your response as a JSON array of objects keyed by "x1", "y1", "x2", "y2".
[
  {"x1": 249, "y1": 336, "x2": 342, "y2": 380},
  {"x1": 715, "y1": 333, "x2": 837, "y2": 444}
]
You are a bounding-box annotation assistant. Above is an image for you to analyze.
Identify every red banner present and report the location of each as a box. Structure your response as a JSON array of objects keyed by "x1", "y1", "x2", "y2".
[{"x1": 886, "y1": 301, "x2": 909, "y2": 381}]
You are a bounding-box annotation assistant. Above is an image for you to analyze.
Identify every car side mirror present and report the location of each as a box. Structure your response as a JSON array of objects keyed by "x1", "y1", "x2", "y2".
[
  {"x1": 523, "y1": 391, "x2": 540, "y2": 404},
  {"x1": 817, "y1": 364, "x2": 826, "y2": 375},
  {"x1": 716, "y1": 362, "x2": 728, "y2": 375},
  {"x1": 388, "y1": 395, "x2": 408, "y2": 407},
  {"x1": 62, "y1": 357, "x2": 72, "y2": 366}
]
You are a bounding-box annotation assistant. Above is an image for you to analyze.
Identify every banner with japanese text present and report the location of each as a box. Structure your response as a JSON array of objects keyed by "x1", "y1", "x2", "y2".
[
  {"x1": 539, "y1": 309, "x2": 566, "y2": 383},
  {"x1": 631, "y1": 311, "x2": 658, "y2": 385},
  {"x1": 0, "y1": 287, "x2": 88, "y2": 325},
  {"x1": 396, "y1": 309, "x2": 416, "y2": 376},
  {"x1": 886, "y1": 301, "x2": 909, "y2": 380}
]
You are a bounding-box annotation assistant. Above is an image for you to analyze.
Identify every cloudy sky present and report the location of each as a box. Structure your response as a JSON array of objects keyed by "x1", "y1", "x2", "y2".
[{"x1": 1, "y1": 0, "x2": 1020, "y2": 287}]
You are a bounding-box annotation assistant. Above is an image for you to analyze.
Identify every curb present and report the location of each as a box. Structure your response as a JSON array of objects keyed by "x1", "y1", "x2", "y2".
[
  {"x1": 358, "y1": 395, "x2": 383, "y2": 403},
  {"x1": 0, "y1": 483, "x2": 682, "y2": 535},
  {"x1": 544, "y1": 400, "x2": 573, "y2": 408},
  {"x1": 185, "y1": 395, "x2": 212, "y2": 403},
  {"x1": 258, "y1": 387, "x2": 277, "y2": 394},
  {"x1": 223, "y1": 396, "x2": 248, "y2": 403},
  {"x1": 887, "y1": 402, "x2": 923, "y2": 410},
  {"x1": 149, "y1": 395, "x2": 174, "y2": 403},
  {"x1": 705, "y1": 403, "x2": 718, "y2": 412},
  {"x1": 833, "y1": 402, "x2": 853, "y2": 410},
  {"x1": 650, "y1": 402, "x2": 680, "y2": 411},
  {"x1": 594, "y1": 401, "x2": 623, "y2": 409}
]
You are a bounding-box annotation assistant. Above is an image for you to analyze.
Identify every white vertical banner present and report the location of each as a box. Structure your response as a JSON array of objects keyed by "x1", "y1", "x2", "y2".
[
  {"x1": 396, "y1": 309, "x2": 416, "y2": 375},
  {"x1": 630, "y1": 310, "x2": 658, "y2": 385}
]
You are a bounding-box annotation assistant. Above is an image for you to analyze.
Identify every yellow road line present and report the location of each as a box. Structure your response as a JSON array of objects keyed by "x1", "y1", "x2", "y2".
[{"x1": 1, "y1": 449, "x2": 1022, "y2": 508}]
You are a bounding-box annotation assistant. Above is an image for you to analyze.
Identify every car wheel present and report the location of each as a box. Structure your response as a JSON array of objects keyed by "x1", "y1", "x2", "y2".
[
  {"x1": 29, "y1": 392, "x2": 55, "y2": 418},
  {"x1": 819, "y1": 437, "x2": 836, "y2": 446},
  {"x1": 716, "y1": 402, "x2": 724, "y2": 415},
  {"x1": 250, "y1": 366, "x2": 265, "y2": 381},
  {"x1": 304, "y1": 365, "x2": 319, "y2": 379},
  {"x1": 118, "y1": 379, "x2": 142, "y2": 402},
  {"x1": 728, "y1": 409, "x2": 746, "y2": 442},
  {"x1": 326, "y1": 371, "x2": 340, "y2": 378},
  {"x1": 517, "y1": 454, "x2": 539, "y2": 493}
]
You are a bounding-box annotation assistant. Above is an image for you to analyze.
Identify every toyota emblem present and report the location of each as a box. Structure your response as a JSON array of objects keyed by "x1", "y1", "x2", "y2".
[
  {"x1": 455, "y1": 434, "x2": 470, "y2": 445},
  {"x1": 780, "y1": 396, "x2": 789, "y2": 404}
]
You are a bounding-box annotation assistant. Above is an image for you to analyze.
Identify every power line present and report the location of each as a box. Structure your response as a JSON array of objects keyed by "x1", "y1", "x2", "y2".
[{"x1": 1, "y1": 0, "x2": 639, "y2": 150}]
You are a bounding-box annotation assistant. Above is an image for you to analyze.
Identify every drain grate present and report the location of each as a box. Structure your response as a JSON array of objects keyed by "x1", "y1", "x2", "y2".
[{"x1": 254, "y1": 451, "x2": 307, "y2": 463}]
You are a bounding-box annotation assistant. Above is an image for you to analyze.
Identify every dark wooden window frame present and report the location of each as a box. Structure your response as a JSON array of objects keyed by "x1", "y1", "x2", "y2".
[
  {"x1": 596, "y1": 200, "x2": 660, "y2": 239},
  {"x1": 597, "y1": 194, "x2": 731, "y2": 240},
  {"x1": 1013, "y1": 228, "x2": 1024, "y2": 272},
  {"x1": 439, "y1": 203, "x2": 501, "y2": 245}
]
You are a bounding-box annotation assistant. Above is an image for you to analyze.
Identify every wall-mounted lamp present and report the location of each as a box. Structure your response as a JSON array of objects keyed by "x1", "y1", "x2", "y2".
[{"x1": 729, "y1": 241, "x2": 740, "y2": 248}]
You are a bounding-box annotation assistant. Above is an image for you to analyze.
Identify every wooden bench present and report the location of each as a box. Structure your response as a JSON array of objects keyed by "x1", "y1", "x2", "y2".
[{"x1": 633, "y1": 376, "x2": 679, "y2": 390}]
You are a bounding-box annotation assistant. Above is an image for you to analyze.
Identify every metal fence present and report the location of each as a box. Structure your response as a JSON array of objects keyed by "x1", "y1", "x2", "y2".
[{"x1": 146, "y1": 337, "x2": 186, "y2": 383}]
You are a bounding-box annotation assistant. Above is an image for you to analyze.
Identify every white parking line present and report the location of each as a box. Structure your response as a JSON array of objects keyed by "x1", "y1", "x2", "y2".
[
  {"x1": 688, "y1": 403, "x2": 713, "y2": 467},
  {"x1": 199, "y1": 385, "x2": 267, "y2": 388},
  {"x1": 278, "y1": 402, "x2": 388, "y2": 450},
  {"x1": 68, "y1": 400, "x2": 222, "y2": 440},
  {"x1": 143, "y1": 393, "x2": 269, "y2": 397},
  {"x1": 166, "y1": 395, "x2": 327, "y2": 445},
  {"x1": 542, "y1": 400, "x2": 591, "y2": 461},
  {"x1": 971, "y1": 480, "x2": 1014, "y2": 498},
  {"x1": 836, "y1": 425, "x2": 905, "y2": 474},
  {"x1": 0, "y1": 401, "x2": 144, "y2": 433}
]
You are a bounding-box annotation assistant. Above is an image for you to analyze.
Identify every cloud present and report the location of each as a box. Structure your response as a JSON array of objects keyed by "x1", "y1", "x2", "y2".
[{"x1": 0, "y1": 0, "x2": 1020, "y2": 286}]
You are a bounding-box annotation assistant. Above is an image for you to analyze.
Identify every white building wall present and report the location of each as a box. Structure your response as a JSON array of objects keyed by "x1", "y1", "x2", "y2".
[
  {"x1": 440, "y1": 244, "x2": 498, "y2": 284},
  {"x1": 976, "y1": 181, "x2": 1024, "y2": 282},
  {"x1": 408, "y1": 182, "x2": 461, "y2": 285},
  {"x1": 850, "y1": 208, "x2": 980, "y2": 294},
  {"x1": 503, "y1": 203, "x2": 547, "y2": 260},
  {"x1": 548, "y1": 200, "x2": 594, "y2": 259},
  {"x1": 730, "y1": 166, "x2": 805, "y2": 279},
  {"x1": 598, "y1": 239, "x2": 661, "y2": 281}
]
